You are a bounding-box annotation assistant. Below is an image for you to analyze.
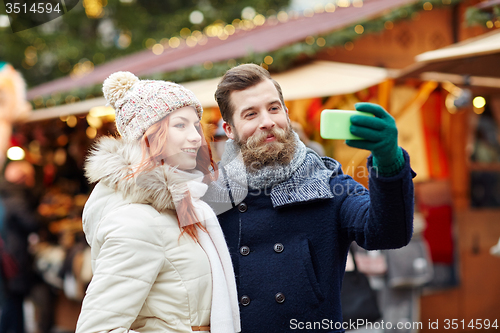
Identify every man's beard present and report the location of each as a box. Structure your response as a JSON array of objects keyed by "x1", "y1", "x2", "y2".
[{"x1": 236, "y1": 126, "x2": 297, "y2": 172}]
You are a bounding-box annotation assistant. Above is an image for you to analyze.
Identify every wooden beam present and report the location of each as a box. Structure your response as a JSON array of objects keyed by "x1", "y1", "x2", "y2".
[{"x1": 420, "y1": 72, "x2": 500, "y2": 89}]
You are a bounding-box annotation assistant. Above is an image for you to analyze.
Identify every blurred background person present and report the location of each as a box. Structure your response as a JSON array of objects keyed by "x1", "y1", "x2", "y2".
[{"x1": 0, "y1": 161, "x2": 40, "y2": 333}]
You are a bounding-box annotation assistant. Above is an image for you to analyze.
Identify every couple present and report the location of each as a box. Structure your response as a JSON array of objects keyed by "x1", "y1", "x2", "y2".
[{"x1": 76, "y1": 64, "x2": 415, "y2": 333}]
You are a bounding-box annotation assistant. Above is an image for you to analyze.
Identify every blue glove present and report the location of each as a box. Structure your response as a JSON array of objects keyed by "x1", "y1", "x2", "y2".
[{"x1": 346, "y1": 102, "x2": 404, "y2": 176}]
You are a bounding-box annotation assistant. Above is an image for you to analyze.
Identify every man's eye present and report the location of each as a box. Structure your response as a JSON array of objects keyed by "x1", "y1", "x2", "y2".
[
  {"x1": 245, "y1": 112, "x2": 256, "y2": 118},
  {"x1": 270, "y1": 106, "x2": 279, "y2": 111}
]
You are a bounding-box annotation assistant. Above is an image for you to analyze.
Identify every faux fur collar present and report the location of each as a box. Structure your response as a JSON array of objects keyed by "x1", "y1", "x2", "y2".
[{"x1": 84, "y1": 136, "x2": 203, "y2": 212}]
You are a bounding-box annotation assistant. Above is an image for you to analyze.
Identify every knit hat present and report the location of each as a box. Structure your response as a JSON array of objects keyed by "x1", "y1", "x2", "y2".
[{"x1": 102, "y1": 71, "x2": 203, "y2": 141}]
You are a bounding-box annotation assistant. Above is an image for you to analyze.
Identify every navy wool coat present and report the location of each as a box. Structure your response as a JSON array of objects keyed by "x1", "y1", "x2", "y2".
[{"x1": 205, "y1": 150, "x2": 415, "y2": 333}]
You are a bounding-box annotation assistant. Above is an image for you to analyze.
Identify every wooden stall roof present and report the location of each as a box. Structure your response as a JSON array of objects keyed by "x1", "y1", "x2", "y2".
[
  {"x1": 415, "y1": 29, "x2": 500, "y2": 63},
  {"x1": 27, "y1": 0, "x2": 417, "y2": 100},
  {"x1": 476, "y1": 0, "x2": 500, "y2": 9},
  {"x1": 398, "y1": 29, "x2": 500, "y2": 86},
  {"x1": 27, "y1": 61, "x2": 389, "y2": 122}
]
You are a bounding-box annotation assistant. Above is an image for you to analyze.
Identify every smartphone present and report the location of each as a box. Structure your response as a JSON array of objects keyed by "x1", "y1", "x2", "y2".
[{"x1": 320, "y1": 109, "x2": 372, "y2": 140}]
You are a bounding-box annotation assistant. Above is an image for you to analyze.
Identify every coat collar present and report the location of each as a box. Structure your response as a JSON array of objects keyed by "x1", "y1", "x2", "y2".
[{"x1": 84, "y1": 136, "x2": 205, "y2": 212}]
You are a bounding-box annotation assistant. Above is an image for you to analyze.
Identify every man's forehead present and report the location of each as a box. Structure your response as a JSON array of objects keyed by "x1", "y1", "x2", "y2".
[{"x1": 230, "y1": 80, "x2": 281, "y2": 111}]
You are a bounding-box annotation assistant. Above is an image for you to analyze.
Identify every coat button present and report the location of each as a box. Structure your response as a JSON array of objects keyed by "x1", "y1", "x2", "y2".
[
  {"x1": 240, "y1": 246, "x2": 250, "y2": 256},
  {"x1": 275, "y1": 292, "x2": 285, "y2": 304},
  {"x1": 240, "y1": 295, "x2": 251, "y2": 306},
  {"x1": 274, "y1": 243, "x2": 284, "y2": 253},
  {"x1": 238, "y1": 202, "x2": 248, "y2": 213}
]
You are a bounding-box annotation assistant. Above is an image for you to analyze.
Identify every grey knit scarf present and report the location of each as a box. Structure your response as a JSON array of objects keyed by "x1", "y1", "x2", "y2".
[
  {"x1": 220, "y1": 131, "x2": 307, "y2": 190},
  {"x1": 204, "y1": 132, "x2": 338, "y2": 212}
]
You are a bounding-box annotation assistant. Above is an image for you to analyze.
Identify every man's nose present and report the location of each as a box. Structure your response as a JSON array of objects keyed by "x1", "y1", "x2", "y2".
[{"x1": 259, "y1": 111, "x2": 275, "y2": 130}]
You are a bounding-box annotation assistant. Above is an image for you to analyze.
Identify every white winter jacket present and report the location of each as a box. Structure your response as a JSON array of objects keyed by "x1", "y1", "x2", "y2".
[{"x1": 76, "y1": 137, "x2": 240, "y2": 333}]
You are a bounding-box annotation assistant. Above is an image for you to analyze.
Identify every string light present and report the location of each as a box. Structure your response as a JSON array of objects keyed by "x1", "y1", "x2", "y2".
[
  {"x1": 314, "y1": 4, "x2": 325, "y2": 13},
  {"x1": 353, "y1": 0, "x2": 363, "y2": 7},
  {"x1": 169, "y1": 37, "x2": 181, "y2": 48},
  {"x1": 24, "y1": 46, "x2": 37, "y2": 66},
  {"x1": 473, "y1": 96, "x2": 486, "y2": 109},
  {"x1": 304, "y1": 8, "x2": 314, "y2": 17},
  {"x1": 253, "y1": 14, "x2": 266, "y2": 26},
  {"x1": 354, "y1": 25, "x2": 364, "y2": 34},
  {"x1": 218, "y1": 33, "x2": 229, "y2": 40},
  {"x1": 25, "y1": 46, "x2": 37, "y2": 59},
  {"x1": 117, "y1": 32, "x2": 131, "y2": 49},
  {"x1": 203, "y1": 61, "x2": 213, "y2": 70},
  {"x1": 192, "y1": 30, "x2": 203, "y2": 40},
  {"x1": 51, "y1": 92, "x2": 61, "y2": 102},
  {"x1": 186, "y1": 36, "x2": 197, "y2": 47},
  {"x1": 90, "y1": 106, "x2": 115, "y2": 122},
  {"x1": 145, "y1": 38, "x2": 156, "y2": 49},
  {"x1": 242, "y1": 20, "x2": 254, "y2": 30},
  {"x1": 152, "y1": 44, "x2": 164, "y2": 55},
  {"x1": 189, "y1": 10, "x2": 204, "y2": 25},
  {"x1": 54, "y1": 148, "x2": 67, "y2": 166},
  {"x1": 86, "y1": 127, "x2": 97, "y2": 139},
  {"x1": 7, "y1": 147, "x2": 25, "y2": 161},
  {"x1": 67, "y1": 115, "x2": 77, "y2": 128},
  {"x1": 241, "y1": 7, "x2": 256, "y2": 20},
  {"x1": 0, "y1": 14, "x2": 9, "y2": 28},
  {"x1": 337, "y1": 0, "x2": 350, "y2": 8},
  {"x1": 198, "y1": 35, "x2": 208, "y2": 45},
  {"x1": 224, "y1": 25, "x2": 236, "y2": 35},
  {"x1": 277, "y1": 11, "x2": 288, "y2": 22},
  {"x1": 56, "y1": 135, "x2": 68, "y2": 146},
  {"x1": 423, "y1": 2, "x2": 433, "y2": 10},
  {"x1": 70, "y1": 60, "x2": 94, "y2": 78},
  {"x1": 180, "y1": 28, "x2": 191, "y2": 38},
  {"x1": 325, "y1": 3, "x2": 336, "y2": 12},
  {"x1": 83, "y1": 0, "x2": 104, "y2": 18},
  {"x1": 264, "y1": 56, "x2": 273, "y2": 65}
]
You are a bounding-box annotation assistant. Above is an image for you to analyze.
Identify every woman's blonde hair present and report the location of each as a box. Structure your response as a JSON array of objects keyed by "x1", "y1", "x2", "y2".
[{"x1": 130, "y1": 113, "x2": 217, "y2": 241}]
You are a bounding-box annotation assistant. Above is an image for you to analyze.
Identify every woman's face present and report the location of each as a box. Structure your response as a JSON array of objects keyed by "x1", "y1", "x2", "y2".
[{"x1": 163, "y1": 106, "x2": 202, "y2": 170}]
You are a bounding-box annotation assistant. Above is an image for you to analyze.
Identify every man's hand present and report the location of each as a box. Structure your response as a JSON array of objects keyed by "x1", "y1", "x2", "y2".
[{"x1": 346, "y1": 102, "x2": 403, "y2": 176}]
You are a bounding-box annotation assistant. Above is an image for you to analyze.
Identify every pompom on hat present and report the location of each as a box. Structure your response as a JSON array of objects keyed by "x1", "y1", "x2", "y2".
[{"x1": 103, "y1": 71, "x2": 203, "y2": 141}]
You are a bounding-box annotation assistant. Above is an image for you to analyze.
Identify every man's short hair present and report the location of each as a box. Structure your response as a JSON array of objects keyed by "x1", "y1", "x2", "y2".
[{"x1": 214, "y1": 64, "x2": 285, "y2": 125}]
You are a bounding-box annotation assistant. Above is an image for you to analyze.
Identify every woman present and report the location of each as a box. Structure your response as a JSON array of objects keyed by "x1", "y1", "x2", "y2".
[{"x1": 76, "y1": 72, "x2": 240, "y2": 333}]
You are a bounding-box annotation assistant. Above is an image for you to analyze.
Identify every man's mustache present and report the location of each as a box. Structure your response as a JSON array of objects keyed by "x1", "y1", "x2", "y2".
[{"x1": 245, "y1": 126, "x2": 289, "y2": 147}]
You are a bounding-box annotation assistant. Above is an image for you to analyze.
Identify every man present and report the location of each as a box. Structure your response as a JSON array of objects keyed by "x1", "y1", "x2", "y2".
[{"x1": 204, "y1": 64, "x2": 415, "y2": 333}]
